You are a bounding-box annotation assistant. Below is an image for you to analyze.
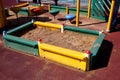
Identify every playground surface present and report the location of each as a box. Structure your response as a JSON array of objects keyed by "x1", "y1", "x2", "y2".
[
  {"x1": 6, "y1": 10, "x2": 107, "y2": 31},
  {"x1": 0, "y1": 0, "x2": 120, "y2": 79},
  {"x1": 0, "y1": 27, "x2": 120, "y2": 80}
]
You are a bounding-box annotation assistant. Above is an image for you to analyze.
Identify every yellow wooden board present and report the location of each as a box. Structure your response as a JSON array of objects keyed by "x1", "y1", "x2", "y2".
[{"x1": 38, "y1": 43, "x2": 87, "y2": 71}]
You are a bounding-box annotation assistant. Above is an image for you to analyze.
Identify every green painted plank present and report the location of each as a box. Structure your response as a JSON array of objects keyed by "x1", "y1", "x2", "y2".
[
  {"x1": 89, "y1": 33, "x2": 105, "y2": 69},
  {"x1": 51, "y1": 5, "x2": 88, "y2": 14},
  {"x1": 3, "y1": 35, "x2": 38, "y2": 47},
  {"x1": 7, "y1": 21, "x2": 33, "y2": 34},
  {"x1": 90, "y1": 33, "x2": 105, "y2": 56},
  {"x1": 3, "y1": 38, "x2": 38, "y2": 56},
  {"x1": 64, "y1": 26, "x2": 99, "y2": 35}
]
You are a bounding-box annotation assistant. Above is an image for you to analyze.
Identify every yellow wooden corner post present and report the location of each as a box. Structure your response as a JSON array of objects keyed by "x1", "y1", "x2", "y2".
[
  {"x1": 87, "y1": 0, "x2": 92, "y2": 18},
  {"x1": 0, "y1": 0, "x2": 6, "y2": 28},
  {"x1": 106, "y1": 0, "x2": 115, "y2": 32},
  {"x1": 76, "y1": 0, "x2": 80, "y2": 26},
  {"x1": 66, "y1": 6, "x2": 69, "y2": 15},
  {"x1": 85, "y1": 50, "x2": 91, "y2": 71},
  {"x1": 38, "y1": 38, "x2": 43, "y2": 56}
]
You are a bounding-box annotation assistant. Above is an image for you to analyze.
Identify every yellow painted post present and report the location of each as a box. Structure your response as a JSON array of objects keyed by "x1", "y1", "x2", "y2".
[
  {"x1": 106, "y1": 0, "x2": 115, "y2": 32},
  {"x1": 87, "y1": 0, "x2": 92, "y2": 18},
  {"x1": 38, "y1": 38, "x2": 43, "y2": 56},
  {"x1": 76, "y1": 0, "x2": 80, "y2": 26},
  {"x1": 0, "y1": 0, "x2": 6, "y2": 28},
  {"x1": 66, "y1": 6, "x2": 69, "y2": 15},
  {"x1": 48, "y1": 4, "x2": 51, "y2": 12},
  {"x1": 86, "y1": 50, "x2": 91, "y2": 71}
]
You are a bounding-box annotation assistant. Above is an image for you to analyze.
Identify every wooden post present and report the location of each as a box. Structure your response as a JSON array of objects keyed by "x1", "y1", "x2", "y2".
[{"x1": 0, "y1": 0, "x2": 6, "y2": 28}]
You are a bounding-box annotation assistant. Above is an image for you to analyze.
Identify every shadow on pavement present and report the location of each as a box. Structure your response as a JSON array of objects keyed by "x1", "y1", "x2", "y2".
[{"x1": 91, "y1": 40, "x2": 113, "y2": 70}]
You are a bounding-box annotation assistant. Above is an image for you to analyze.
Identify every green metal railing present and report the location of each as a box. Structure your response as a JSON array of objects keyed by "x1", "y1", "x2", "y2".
[{"x1": 91, "y1": 0, "x2": 111, "y2": 21}]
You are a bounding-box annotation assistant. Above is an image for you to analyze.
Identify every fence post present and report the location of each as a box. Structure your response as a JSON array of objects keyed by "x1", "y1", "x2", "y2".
[
  {"x1": 66, "y1": 6, "x2": 69, "y2": 14},
  {"x1": 48, "y1": 4, "x2": 51, "y2": 12},
  {"x1": 76, "y1": 0, "x2": 80, "y2": 26},
  {"x1": 87, "y1": 0, "x2": 92, "y2": 18},
  {"x1": 106, "y1": 0, "x2": 115, "y2": 32}
]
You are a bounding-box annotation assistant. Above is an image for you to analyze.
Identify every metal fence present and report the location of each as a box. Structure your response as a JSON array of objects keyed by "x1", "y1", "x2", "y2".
[
  {"x1": 41, "y1": 0, "x2": 88, "y2": 7},
  {"x1": 18, "y1": 0, "x2": 88, "y2": 7}
]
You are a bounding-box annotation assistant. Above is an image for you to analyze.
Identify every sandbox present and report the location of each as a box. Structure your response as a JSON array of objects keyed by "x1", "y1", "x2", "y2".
[{"x1": 3, "y1": 20, "x2": 105, "y2": 71}]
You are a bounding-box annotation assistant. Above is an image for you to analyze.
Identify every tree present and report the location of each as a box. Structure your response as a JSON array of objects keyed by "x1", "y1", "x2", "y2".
[{"x1": 33, "y1": 0, "x2": 37, "y2": 3}]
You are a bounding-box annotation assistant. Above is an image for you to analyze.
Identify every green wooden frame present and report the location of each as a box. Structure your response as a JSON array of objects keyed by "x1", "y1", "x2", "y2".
[{"x1": 3, "y1": 21, "x2": 105, "y2": 70}]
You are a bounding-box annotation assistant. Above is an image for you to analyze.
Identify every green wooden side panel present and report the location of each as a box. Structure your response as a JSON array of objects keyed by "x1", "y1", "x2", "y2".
[
  {"x1": 90, "y1": 33, "x2": 105, "y2": 69},
  {"x1": 90, "y1": 34, "x2": 105, "y2": 56},
  {"x1": 3, "y1": 35, "x2": 37, "y2": 47},
  {"x1": 7, "y1": 21, "x2": 33, "y2": 34},
  {"x1": 64, "y1": 26, "x2": 99, "y2": 35},
  {"x1": 3, "y1": 35, "x2": 38, "y2": 56},
  {"x1": 3, "y1": 21, "x2": 38, "y2": 56}
]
